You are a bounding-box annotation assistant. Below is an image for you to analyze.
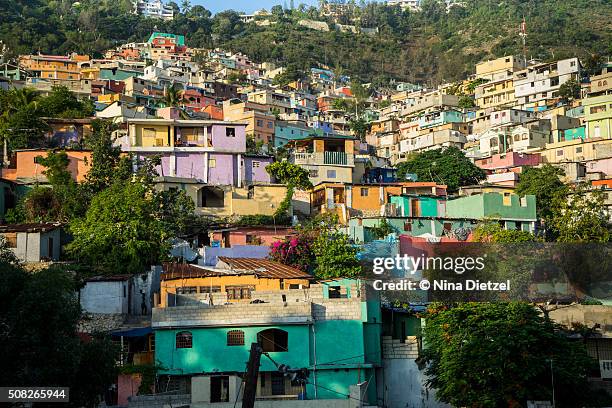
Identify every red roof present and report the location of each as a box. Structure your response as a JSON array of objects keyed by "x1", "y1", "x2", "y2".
[{"x1": 217, "y1": 257, "x2": 312, "y2": 280}]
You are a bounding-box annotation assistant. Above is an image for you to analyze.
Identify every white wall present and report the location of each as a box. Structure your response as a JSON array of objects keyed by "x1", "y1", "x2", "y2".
[
  {"x1": 381, "y1": 359, "x2": 450, "y2": 408},
  {"x1": 80, "y1": 281, "x2": 128, "y2": 314}
]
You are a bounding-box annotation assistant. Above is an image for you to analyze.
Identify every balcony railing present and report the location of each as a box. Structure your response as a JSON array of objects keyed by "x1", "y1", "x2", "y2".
[
  {"x1": 291, "y1": 152, "x2": 354, "y2": 167},
  {"x1": 324, "y1": 151, "x2": 347, "y2": 165}
]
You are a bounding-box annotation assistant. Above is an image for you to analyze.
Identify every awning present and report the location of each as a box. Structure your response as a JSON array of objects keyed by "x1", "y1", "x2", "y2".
[{"x1": 111, "y1": 327, "x2": 152, "y2": 338}]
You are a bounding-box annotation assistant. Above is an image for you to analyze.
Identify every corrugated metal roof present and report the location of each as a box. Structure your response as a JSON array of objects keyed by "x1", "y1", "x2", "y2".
[{"x1": 217, "y1": 257, "x2": 312, "y2": 280}]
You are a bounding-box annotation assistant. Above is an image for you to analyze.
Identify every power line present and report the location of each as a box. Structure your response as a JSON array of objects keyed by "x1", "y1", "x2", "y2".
[{"x1": 304, "y1": 381, "x2": 369, "y2": 404}]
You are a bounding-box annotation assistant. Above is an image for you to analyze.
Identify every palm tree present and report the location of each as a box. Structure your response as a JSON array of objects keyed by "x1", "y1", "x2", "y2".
[
  {"x1": 6, "y1": 87, "x2": 39, "y2": 114},
  {"x1": 162, "y1": 85, "x2": 183, "y2": 108}
]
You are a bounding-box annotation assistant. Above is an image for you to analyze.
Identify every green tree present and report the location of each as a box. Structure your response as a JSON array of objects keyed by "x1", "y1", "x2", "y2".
[
  {"x1": 313, "y1": 231, "x2": 361, "y2": 278},
  {"x1": 68, "y1": 181, "x2": 170, "y2": 274},
  {"x1": 83, "y1": 120, "x2": 132, "y2": 195},
  {"x1": 422, "y1": 302, "x2": 597, "y2": 407},
  {"x1": 266, "y1": 160, "x2": 313, "y2": 217},
  {"x1": 472, "y1": 222, "x2": 540, "y2": 243},
  {"x1": 558, "y1": 79, "x2": 581, "y2": 102},
  {"x1": 0, "y1": 263, "x2": 119, "y2": 407},
  {"x1": 458, "y1": 94, "x2": 475, "y2": 108},
  {"x1": 551, "y1": 183, "x2": 610, "y2": 243},
  {"x1": 162, "y1": 84, "x2": 183, "y2": 107},
  {"x1": 515, "y1": 164, "x2": 568, "y2": 222},
  {"x1": 395, "y1": 147, "x2": 485, "y2": 193}
]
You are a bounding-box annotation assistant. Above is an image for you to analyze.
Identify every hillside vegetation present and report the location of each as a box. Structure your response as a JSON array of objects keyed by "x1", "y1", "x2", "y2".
[{"x1": 1, "y1": 0, "x2": 611, "y2": 84}]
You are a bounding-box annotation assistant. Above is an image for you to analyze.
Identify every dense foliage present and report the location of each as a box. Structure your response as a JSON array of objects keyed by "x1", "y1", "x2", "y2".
[
  {"x1": 0, "y1": 259, "x2": 119, "y2": 407},
  {"x1": 422, "y1": 302, "x2": 598, "y2": 407},
  {"x1": 396, "y1": 146, "x2": 486, "y2": 193},
  {"x1": 515, "y1": 164, "x2": 568, "y2": 221},
  {"x1": 1, "y1": 0, "x2": 611, "y2": 84}
]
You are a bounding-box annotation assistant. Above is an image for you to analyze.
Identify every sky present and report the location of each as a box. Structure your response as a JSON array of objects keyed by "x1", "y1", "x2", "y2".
[{"x1": 192, "y1": 0, "x2": 320, "y2": 14}]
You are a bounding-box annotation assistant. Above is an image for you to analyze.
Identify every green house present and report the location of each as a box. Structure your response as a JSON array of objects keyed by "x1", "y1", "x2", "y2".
[
  {"x1": 446, "y1": 192, "x2": 537, "y2": 232},
  {"x1": 152, "y1": 279, "x2": 381, "y2": 403}
]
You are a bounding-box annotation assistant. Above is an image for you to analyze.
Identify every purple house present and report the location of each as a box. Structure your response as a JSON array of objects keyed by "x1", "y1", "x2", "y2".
[
  {"x1": 123, "y1": 119, "x2": 273, "y2": 186},
  {"x1": 243, "y1": 155, "x2": 274, "y2": 184}
]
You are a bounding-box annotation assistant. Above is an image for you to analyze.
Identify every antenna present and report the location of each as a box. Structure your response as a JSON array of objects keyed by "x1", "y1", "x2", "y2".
[{"x1": 519, "y1": 16, "x2": 527, "y2": 63}]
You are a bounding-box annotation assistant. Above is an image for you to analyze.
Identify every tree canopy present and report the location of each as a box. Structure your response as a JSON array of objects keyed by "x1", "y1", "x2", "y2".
[
  {"x1": 422, "y1": 302, "x2": 598, "y2": 407},
  {"x1": 396, "y1": 147, "x2": 486, "y2": 193}
]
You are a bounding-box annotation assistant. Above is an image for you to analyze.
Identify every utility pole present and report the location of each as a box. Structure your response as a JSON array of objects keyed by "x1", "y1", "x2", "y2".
[
  {"x1": 242, "y1": 343, "x2": 263, "y2": 408},
  {"x1": 549, "y1": 359, "x2": 556, "y2": 408}
]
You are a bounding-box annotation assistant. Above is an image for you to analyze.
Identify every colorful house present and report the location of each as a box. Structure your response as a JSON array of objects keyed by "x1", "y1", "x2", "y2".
[
  {"x1": 584, "y1": 94, "x2": 612, "y2": 139},
  {"x1": 1, "y1": 149, "x2": 92, "y2": 183},
  {"x1": 445, "y1": 192, "x2": 537, "y2": 232},
  {"x1": 289, "y1": 135, "x2": 356, "y2": 186},
  {"x1": 155, "y1": 178, "x2": 288, "y2": 218},
  {"x1": 123, "y1": 119, "x2": 247, "y2": 187},
  {"x1": 152, "y1": 275, "x2": 381, "y2": 404}
]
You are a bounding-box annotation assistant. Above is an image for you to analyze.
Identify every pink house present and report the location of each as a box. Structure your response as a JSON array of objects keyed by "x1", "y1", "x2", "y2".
[{"x1": 475, "y1": 152, "x2": 541, "y2": 171}]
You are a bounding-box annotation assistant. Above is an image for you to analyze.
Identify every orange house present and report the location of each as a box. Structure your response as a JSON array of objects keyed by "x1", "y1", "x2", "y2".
[
  {"x1": 203, "y1": 104, "x2": 224, "y2": 120},
  {"x1": 311, "y1": 181, "x2": 448, "y2": 220},
  {"x1": 1, "y1": 150, "x2": 92, "y2": 183},
  {"x1": 158, "y1": 259, "x2": 312, "y2": 308},
  {"x1": 19, "y1": 54, "x2": 89, "y2": 80}
]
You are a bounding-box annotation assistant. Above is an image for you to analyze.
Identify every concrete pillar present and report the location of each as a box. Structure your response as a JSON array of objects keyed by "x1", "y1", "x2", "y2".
[
  {"x1": 191, "y1": 376, "x2": 211, "y2": 404},
  {"x1": 237, "y1": 153, "x2": 242, "y2": 187},
  {"x1": 349, "y1": 381, "x2": 368, "y2": 408},
  {"x1": 204, "y1": 152, "x2": 209, "y2": 183},
  {"x1": 228, "y1": 375, "x2": 243, "y2": 403}
]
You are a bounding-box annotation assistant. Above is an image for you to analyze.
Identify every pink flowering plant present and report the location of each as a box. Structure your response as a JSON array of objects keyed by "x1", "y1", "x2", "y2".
[{"x1": 269, "y1": 234, "x2": 316, "y2": 273}]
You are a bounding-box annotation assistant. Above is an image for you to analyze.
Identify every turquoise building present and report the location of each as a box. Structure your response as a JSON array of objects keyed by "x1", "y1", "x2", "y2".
[
  {"x1": 274, "y1": 121, "x2": 317, "y2": 148},
  {"x1": 563, "y1": 126, "x2": 586, "y2": 141},
  {"x1": 418, "y1": 109, "x2": 464, "y2": 129},
  {"x1": 152, "y1": 279, "x2": 381, "y2": 403}
]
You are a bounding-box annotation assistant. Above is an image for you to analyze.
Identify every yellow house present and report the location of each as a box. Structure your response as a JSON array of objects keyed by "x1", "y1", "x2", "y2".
[
  {"x1": 584, "y1": 94, "x2": 612, "y2": 139},
  {"x1": 156, "y1": 178, "x2": 288, "y2": 218},
  {"x1": 474, "y1": 78, "x2": 516, "y2": 110},
  {"x1": 475, "y1": 55, "x2": 526, "y2": 81},
  {"x1": 158, "y1": 259, "x2": 312, "y2": 307},
  {"x1": 538, "y1": 138, "x2": 612, "y2": 164}
]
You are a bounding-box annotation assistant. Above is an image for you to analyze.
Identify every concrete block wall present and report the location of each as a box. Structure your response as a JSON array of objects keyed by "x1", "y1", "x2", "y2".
[
  {"x1": 382, "y1": 335, "x2": 419, "y2": 359},
  {"x1": 153, "y1": 302, "x2": 313, "y2": 328}
]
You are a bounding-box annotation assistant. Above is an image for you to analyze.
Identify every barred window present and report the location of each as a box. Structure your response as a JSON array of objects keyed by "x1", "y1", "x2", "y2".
[
  {"x1": 176, "y1": 286, "x2": 197, "y2": 295},
  {"x1": 176, "y1": 331, "x2": 192, "y2": 349},
  {"x1": 227, "y1": 330, "x2": 245, "y2": 346},
  {"x1": 200, "y1": 286, "x2": 221, "y2": 294}
]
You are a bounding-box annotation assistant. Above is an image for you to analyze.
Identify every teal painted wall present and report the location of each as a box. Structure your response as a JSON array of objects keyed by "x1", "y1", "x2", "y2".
[
  {"x1": 155, "y1": 325, "x2": 310, "y2": 375},
  {"x1": 346, "y1": 217, "x2": 475, "y2": 242},
  {"x1": 446, "y1": 193, "x2": 536, "y2": 221},
  {"x1": 390, "y1": 196, "x2": 443, "y2": 217},
  {"x1": 563, "y1": 126, "x2": 586, "y2": 141},
  {"x1": 100, "y1": 69, "x2": 140, "y2": 81},
  {"x1": 154, "y1": 280, "x2": 381, "y2": 403}
]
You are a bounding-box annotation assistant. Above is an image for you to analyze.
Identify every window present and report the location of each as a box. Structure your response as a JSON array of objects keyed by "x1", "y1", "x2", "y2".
[
  {"x1": 257, "y1": 329, "x2": 288, "y2": 352},
  {"x1": 225, "y1": 127, "x2": 236, "y2": 137},
  {"x1": 252, "y1": 161, "x2": 260, "y2": 168},
  {"x1": 256, "y1": 120, "x2": 263, "y2": 127},
  {"x1": 34, "y1": 156, "x2": 44, "y2": 164},
  {"x1": 328, "y1": 286, "x2": 344, "y2": 298},
  {"x1": 490, "y1": 138, "x2": 498, "y2": 148},
  {"x1": 513, "y1": 134, "x2": 520, "y2": 142},
  {"x1": 3, "y1": 233, "x2": 17, "y2": 248},
  {"x1": 200, "y1": 286, "x2": 221, "y2": 293},
  {"x1": 176, "y1": 286, "x2": 197, "y2": 295},
  {"x1": 590, "y1": 105, "x2": 607, "y2": 114},
  {"x1": 227, "y1": 330, "x2": 245, "y2": 346},
  {"x1": 404, "y1": 222, "x2": 412, "y2": 232},
  {"x1": 576, "y1": 147, "x2": 583, "y2": 154},
  {"x1": 360, "y1": 187, "x2": 369, "y2": 197},
  {"x1": 226, "y1": 285, "x2": 254, "y2": 300},
  {"x1": 208, "y1": 159, "x2": 216, "y2": 168},
  {"x1": 245, "y1": 234, "x2": 261, "y2": 245},
  {"x1": 308, "y1": 169, "x2": 318, "y2": 177},
  {"x1": 557, "y1": 149, "x2": 564, "y2": 157},
  {"x1": 267, "y1": 121, "x2": 273, "y2": 129},
  {"x1": 327, "y1": 170, "x2": 336, "y2": 179},
  {"x1": 176, "y1": 331, "x2": 192, "y2": 349},
  {"x1": 522, "y1": 133, "x2": 528, "y2": 140}
]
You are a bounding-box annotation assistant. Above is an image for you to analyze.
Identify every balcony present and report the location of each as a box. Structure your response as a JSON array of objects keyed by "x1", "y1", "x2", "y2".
[{"x1": 291, "y1": 151, "x2": 354, "y2": 167}]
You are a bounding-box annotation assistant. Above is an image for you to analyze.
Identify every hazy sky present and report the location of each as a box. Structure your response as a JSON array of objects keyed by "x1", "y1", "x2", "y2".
[{"x1": 192, "y1": 0, "x2": 320, "y2": 14}]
